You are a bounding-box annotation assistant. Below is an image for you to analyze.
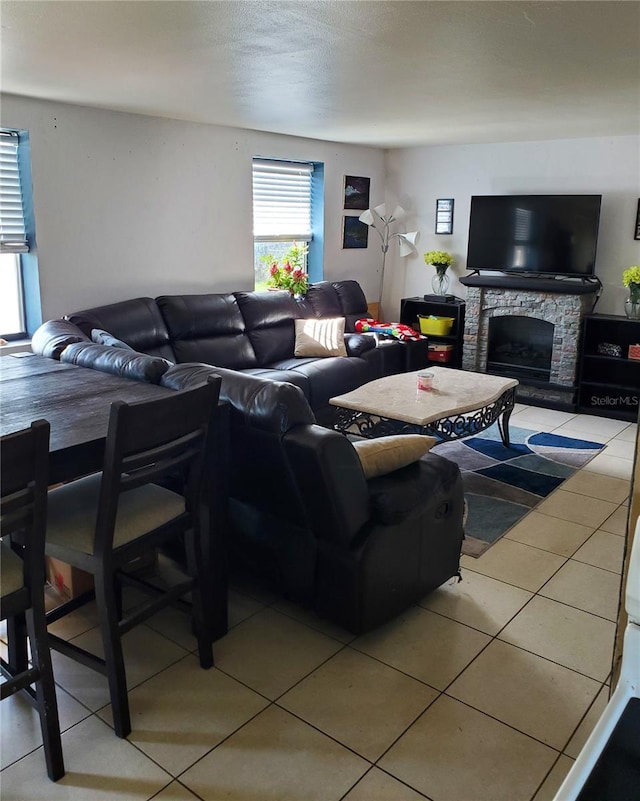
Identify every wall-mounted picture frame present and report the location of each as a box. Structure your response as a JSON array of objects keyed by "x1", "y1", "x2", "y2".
[
  {"x1": 342, "y1": 215, "x2": 369, "y2": 249},
  {"x1": 635, "y1": 198, "x2": 640, "y2": 240},
  {"x1": 435, "y1": 198, "x2": 454, "y2": 234},
  {"x1": 344, "y1": 175, "x2": 370, "y2": 210}
]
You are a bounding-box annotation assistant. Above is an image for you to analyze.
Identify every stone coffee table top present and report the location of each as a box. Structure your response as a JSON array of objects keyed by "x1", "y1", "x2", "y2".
[{"x1": 330, "y1": 367, "x2": 518, "y2": 444}]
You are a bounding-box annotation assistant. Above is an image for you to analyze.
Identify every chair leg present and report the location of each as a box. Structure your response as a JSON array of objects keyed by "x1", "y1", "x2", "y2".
[
  {"x1": 7, "y1": 611, "x2": 28, "y2": 674},
  {"x1": 26, "y1": 607, "x2": 65, "y2": 781},
  {"x1": 184, "y1": 529, "x2": 214, "y2": 669},
  {"x1": 94, "y1": 571, "x2": 131, "y2": 738}
]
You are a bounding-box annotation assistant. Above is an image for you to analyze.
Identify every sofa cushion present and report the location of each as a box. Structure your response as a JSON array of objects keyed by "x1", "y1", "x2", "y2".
[
  {"x1": 333, "y1": 280, "x2": 370, "y2": 332},
  {"x1": 31, "y1": 319, "x2": 90, "y2": 360},
  {"x1": 235, "y1": 290, "x2": 301, "y2": 365},
  {"x1": 274, "y1": 355, "x2": 372, "y2": 410},
  {"x1": 294, "y1": 317, "x2": 348, "y2": 358},
  {"x1": 156, "y1": 294, "x2": 258, "y2": 369},
  {"x1": 240, "y1": 368, "x2": 311, "y2": 400},
  {"x1": 304, "y1": 282, "x2": 343, "y2": 318},
  {"x1": 66, "y1": 298, "x2": 175, "y2": 361},
  {"x1": 353, "y1": 434, "x2": 437, "y2": 479},
  {"x1": 91, "y1": 328, "x2": 134, "y2": 350},
  {"x1": 61, "y1": 342, "x2": 171, "y2": 384},
  {"x1": 344, "y1": 333, "x2": 377, "y2": 358}
]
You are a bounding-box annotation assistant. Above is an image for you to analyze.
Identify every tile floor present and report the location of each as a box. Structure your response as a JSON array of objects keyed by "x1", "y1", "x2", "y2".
[{"x1": 1, "y1": 407, "x2": 636, "y2": 801}]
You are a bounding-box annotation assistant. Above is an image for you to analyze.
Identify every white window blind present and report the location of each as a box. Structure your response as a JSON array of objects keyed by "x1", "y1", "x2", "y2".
[
  {"x1": 252, "y1": 159, "x2": 313, "y2": 241},
  {"x1": 0, "y1": 131, "x2": 28, "y2": 253}
]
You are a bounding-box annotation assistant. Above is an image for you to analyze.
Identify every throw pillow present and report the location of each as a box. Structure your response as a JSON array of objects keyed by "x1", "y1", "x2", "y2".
[
  {"x1": 294, "y1": 317, "x2": 348, "y2": 358},
  {"x1": 91, "y1": 328, "x2": 134, "y2": 350},
  {"x1": 353, "y1": 434, "x2": 437, "y2": 479}
]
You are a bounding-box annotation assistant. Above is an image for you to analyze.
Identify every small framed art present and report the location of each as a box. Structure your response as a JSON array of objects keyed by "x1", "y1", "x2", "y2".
[
  {"x1": 635, "y1": 198, "x2": 640, "y2": 240},
  {"x1": 344, "y1": 176, "x2": 370, "y2": 210},
  {"x1": 342, "y1": 216, "x2": 369, "y2": 249},
  {"x1": 435, "y1": 198, "x2": 454, "y2": 235}
]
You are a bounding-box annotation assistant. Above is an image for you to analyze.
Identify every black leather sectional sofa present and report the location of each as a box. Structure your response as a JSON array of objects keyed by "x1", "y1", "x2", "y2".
[{"x1": 32, "y1": 280, "x2": 464, "y2": 633}]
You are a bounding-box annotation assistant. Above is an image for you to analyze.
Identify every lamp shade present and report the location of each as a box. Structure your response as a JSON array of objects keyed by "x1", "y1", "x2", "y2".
[
  {"x1": 397, "y1": 230, "x2": 420, "y2": 257},
  {"x1": 373, "y1": 203, "x2": 387, "y2": 219},
  {"x1": 358, "y1": 209, "x2": 375, "y2": 226},
  {"x1": 391, "y1": 205, "x2": 406, "y2": 221}
]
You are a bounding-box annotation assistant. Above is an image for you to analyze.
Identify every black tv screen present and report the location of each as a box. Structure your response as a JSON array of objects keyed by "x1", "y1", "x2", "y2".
[{"x1": 466, "y1": 195, "x2": 601, "y2": 277}]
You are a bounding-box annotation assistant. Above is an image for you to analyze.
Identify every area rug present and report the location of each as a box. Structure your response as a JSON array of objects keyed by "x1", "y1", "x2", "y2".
[{"x1": 432, "y1": 424, "x2": 606, "y2": 557}]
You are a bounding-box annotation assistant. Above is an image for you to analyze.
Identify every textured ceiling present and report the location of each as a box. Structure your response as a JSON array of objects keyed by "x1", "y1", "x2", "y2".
[{"x1": 1, "y1": 1, "x2": 639, "y2": 148}]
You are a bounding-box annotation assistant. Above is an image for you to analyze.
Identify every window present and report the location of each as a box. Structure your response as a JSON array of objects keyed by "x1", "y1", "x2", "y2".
[
  {"x1": 252, "y1": 158, "x2": 315, "y2": 289},
  {"x1": 0, "y1": 130, "x2": 29, "y2": 338}
]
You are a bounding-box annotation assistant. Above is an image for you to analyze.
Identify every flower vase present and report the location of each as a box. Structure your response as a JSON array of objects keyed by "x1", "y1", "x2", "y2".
[
  {"x1": 431, "y1": 269, "x2": 450, "y2": 296},
  {"x1": 624, "y1": 283, "x2": 640, "y2": 319}
]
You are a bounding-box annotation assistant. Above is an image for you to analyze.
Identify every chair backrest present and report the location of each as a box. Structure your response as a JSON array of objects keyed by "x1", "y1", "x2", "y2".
[
  {"x1": 0, "y1": 420, "x2": 50, "y2": 601},
  {"x1": 94, "y1": 377, "x2": 221, "y2": 556}
]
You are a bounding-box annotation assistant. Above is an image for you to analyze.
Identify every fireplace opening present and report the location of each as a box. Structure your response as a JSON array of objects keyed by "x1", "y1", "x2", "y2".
[{"x1": 487, "y1": 316, "x2": 554, "y2": 382}]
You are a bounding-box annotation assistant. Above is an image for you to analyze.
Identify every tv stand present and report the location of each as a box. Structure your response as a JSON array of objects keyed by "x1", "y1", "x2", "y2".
[{"x1": 460, "y1": 273, "x2": 600, "y2": 295}]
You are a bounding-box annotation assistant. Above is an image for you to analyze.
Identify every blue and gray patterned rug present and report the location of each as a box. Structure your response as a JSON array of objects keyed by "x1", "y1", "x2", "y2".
[{"x1": 432, "y1": 423, "x2": 605, "y2": 557}]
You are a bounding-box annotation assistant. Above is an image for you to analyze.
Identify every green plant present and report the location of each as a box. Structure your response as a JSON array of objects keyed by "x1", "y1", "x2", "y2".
[
  {"x1": 262, "y1": 241, "x2": 309, "y2": 296},
  {"x1": 623, "y1": 266, "x2": 640, "y2": 303},
  {"x1": 423, "y1": 250, "x2": 454, "y2": 276}
]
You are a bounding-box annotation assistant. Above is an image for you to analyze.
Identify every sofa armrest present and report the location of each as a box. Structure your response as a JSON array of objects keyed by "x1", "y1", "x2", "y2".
[
  {"x1": 343, "y1": 333, "x2": 377, "y2": 358},
  {"x1": 60, "y1": 342, "x2": 172, "y2": 384},
  {"x1": 31, "y1": 319, "x2": 90, "y2": 360}
]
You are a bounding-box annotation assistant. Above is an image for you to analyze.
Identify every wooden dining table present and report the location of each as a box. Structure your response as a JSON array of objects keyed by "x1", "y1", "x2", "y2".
[{"x1": 0, "y1": 353, "x2": 229, "y2": 638}]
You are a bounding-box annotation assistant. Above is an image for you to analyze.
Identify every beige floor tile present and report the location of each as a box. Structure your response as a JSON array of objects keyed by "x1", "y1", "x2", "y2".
[
  {"x1": 214, "y1": 608, "x2": 343, "y2": 699},
  {"x1": 419, "y1": 569, "x2": 533, "y2": 635},
  {"x1": 582, "y1": 452, "x2": 633, "y2": 481},
  {"x1": 47, "y1": 599, "x2": 100, "y2": 642},
  {"x1": 499, "y1": 596, "x2": 616, "y2": 681},
  {"x1": 97, "y1": 654, "x2": 268, "y2": 775},
  {"x1": 342, "y1": 767, "x2": 427, "y2": 800},
  {"x1": 142, "y1": 606, "x2": 199, "y2": 652},
  {"x1": 612, "y1": 423, "x2": 637, "y2": 443},
  {"x1": 0, "y1": 715, "x2": 171, "y2": 801},
  {"x1": 504, "y1": 511, "x2": 594, "y2": 557},
  {"x1": 550, "y1": 425, "x2": 610, "y2": 445},
  {"x1": 379, "y1": 695, "x2": 557, "y2": 801},
  {"x1": 448, "y1": 639, "x2": 600, "y2": 750},
  {"x1": 603, "y1": 437, "x2": 636, "y2": 459},
  {"x1": 271, "y1": 598, "x2": 356, "y2": 643},
  {"x1": 564, "y1": 685, "x2": 610, "y2": 758},
  {"x1": 150, "y1": 783, "x2": 201, "y2": 800},
  {"x1": 535, "y1": 490, "x2": 618, "y2": 528},
  {"x1": 600, "y1": 504, "x2": 631, "y2": 536},
  {"x1": 180, "y1": 705, "x2": 369, "y2": 801},
  {"x1": 532, "y1": 755, "x2": 575, "y2": 801},
  {"x1": 460, "y1": 539, "x2": 566, "y2": 592},
  {"x1": 560, "y1": 414, "x2": 630, "y2": 439},
  {"x1": 513, "y1": 407, "x2": 577, "y2": 427},
  {"x1": 539, "y1": 560, "x2": 621, "y2": 621},
  {"x1": 227, "y1": 588, "x2": 269, "y2": 628},
  {"x1": 1, "y1": 685, "x2": 90, "y2": 770},
  {"x1": 573, "y1": 530, "x2": 626, "y2": 574},
  {"x1": 352, "y1": 606, "x2": 490, "y2": 689},
  {"x1": 559, "y1": 470, "x2": 630, "y2": 504},
  {"x1": 51, "y1": 624, "x2": 189, "y2": 711},
  {"x1": 279, "y1": 648, "x2": 438, "y2": 761}
]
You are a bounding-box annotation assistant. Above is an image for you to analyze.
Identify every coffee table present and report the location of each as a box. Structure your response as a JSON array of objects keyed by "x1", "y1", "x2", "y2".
[{"x1": 330, "y1": 367, "x2": 518, "y2": 445}]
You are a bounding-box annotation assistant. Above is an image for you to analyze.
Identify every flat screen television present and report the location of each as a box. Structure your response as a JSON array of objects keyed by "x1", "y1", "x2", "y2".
[{"x1": 466, "y1": 194, "x2": 602, "y2": 277}]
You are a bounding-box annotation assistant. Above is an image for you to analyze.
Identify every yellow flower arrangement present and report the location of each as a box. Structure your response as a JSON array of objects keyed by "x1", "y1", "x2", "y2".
[
  {"x1": 622, "y1": 265, "x2": 640, "y2": 288},
  {"x1": 423, "y1": 250, "x2": 454, "y2": 277}
]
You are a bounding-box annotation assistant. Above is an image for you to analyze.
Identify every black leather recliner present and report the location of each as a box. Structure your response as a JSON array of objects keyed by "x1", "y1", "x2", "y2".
[{"x1": 208, "y1": 366, "x2": 465, "y2": 633}]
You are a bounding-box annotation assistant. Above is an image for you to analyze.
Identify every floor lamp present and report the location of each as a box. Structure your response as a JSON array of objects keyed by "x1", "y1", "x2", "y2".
[{"x1": 359, "y1": 204, "x2": 419, "y2": 313}]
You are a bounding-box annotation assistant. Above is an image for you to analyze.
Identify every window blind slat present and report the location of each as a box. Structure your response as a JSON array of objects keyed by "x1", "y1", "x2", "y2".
[
  {"x1": 252, "y1": 158, "x2": 313, "y2": 240},
  {"x1": 0, "y1": 130, "x2": 27, "y2": 253}
]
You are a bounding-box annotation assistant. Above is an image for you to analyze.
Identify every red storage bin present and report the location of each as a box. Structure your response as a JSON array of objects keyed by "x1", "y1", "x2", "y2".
[{"x1": 428, "y1": 343, "x2": 454, "y2": 363}]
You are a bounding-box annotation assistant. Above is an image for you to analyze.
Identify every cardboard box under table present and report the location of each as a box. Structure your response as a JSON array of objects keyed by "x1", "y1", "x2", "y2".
[{"x1": 428, "y1": 343, "x2": 454, "y2": 363}]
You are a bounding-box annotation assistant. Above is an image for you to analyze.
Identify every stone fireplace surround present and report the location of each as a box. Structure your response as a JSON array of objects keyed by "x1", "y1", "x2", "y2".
[{"x1": 460, "y1": 275, "x2": 599, "y2": 408}]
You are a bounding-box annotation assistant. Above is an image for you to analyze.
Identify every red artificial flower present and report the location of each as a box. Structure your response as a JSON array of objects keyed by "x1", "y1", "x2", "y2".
[
  {"x1": 283, "y1": 261, "x2": 293, "y2": 273},
  {"x1": 269, "y1": 264, "x2": 279, "y2": 276}
]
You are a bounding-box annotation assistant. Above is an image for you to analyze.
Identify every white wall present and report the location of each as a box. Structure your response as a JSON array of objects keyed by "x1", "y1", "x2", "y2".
[
  {"x1": 1, "y1": 94, "x2": 385, "y2": 321},
  {"x1": 385, "y1": 136, "x2": 640, "y2": 317}
]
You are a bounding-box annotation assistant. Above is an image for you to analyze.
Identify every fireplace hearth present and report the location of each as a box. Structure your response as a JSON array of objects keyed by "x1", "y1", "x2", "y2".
[{"x1": 461, "y1": 275, "x2": 598, "y2": 409}]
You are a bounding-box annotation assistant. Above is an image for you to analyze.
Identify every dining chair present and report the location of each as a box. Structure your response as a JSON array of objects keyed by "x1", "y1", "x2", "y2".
[
  {"x1": 44, "y1": 376, "x2": 221, "y2": 738},
  {"x1": 1, "y1": 419, "x2": 65, "y2": 781}
]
